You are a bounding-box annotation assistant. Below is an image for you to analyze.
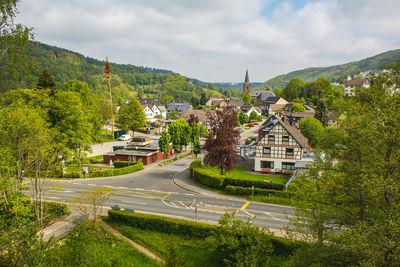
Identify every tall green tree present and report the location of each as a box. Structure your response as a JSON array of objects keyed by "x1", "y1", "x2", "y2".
[
  {"x1": 117, "y1": 98, "x2": 146, "y2": 135},
  {"x1": 242, "y1": 92, "x2": 252, "y2": 104},
  {"x1": 289, "y1": 66, "x2": 400, "y2": 266},
  {"x1": 158, "y1": 130, "x2": 171, "y2": 160},
  {"x1": 282, "y1": 78, "x2": 305, "y2": 101},
  {"x1": 314, "y1": 99, "x2": 328, "y2": 127},
  {"x1": 289, "y1": 103, "x2": 306, "y2": 112},
  {"x1": 36, "y1": 67, "x2": 56, "y2": 90},
  {"x1": 239, "y1": 112, "x2": 248, "y2": 125},
  {"x1": 298, "y1": 117, "x2": 324, "y2": 147},
  {"x1": 0, "y1": 0, "x2": 33, "y2": 91}
]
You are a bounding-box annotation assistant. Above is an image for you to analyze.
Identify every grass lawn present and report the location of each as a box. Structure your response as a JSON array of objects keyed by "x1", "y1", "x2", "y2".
[
  {"x1": 98, "y1": 128, "x2": 115, "y2": 143},
  {"x1": 42, "y1": 221, "x2": 159, "y2": 266},
  {"x1": 105, "y1": 218, "x2": 292, "y2": 267},
  {"x1": 202, "y1": 165, "x2": 290, "y2": 185},
  {"x1": 65, "y1": 163, "x2": 110, "y2": 175}
]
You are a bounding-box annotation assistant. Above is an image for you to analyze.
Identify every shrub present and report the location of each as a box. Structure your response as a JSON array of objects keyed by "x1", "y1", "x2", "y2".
[
  {"x1": 63, "y1": 172, "x2": 80, "y2": 179},
  {"x1": 190, "y1": 159, "x2": 284, "y2": 191},
  {"x1": 225, "y1": 185, "x2": 291, "y2": 198},
  {"x1": 107, "y1": 210, "x2": 304, "y2": 257},
  {"x1": 113, "y1": 161, "x2": 133, "y2": 168},
  {"x1": 88, "y1": 155, "x2": 103, "y2": 164},
  {"x1": 108, "y1": 210, "x2": 217, "y2": 238},
  {"x1": 91, "y1": 162, "x2": 143, "y2": 177}
]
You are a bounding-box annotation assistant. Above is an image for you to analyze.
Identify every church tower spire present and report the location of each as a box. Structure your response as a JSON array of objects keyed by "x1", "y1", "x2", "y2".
[{"x1": 243, "y1": 69, "x2": 250, "y2": 95}]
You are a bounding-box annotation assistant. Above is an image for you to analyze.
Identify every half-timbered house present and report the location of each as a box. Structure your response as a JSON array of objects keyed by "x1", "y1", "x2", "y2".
[{"x1": 254, "y1": 115, "x2": 307, "y2": 174}]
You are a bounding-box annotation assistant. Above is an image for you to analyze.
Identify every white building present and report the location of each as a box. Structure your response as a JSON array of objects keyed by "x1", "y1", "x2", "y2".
[
  {"x1": 143, "y1": 104, "x2": 167, "y2": 121},
  {"x1": 344, "y1": 79, "x2": 370, "y2": 96},
  {"x1": 254, "y1": 115, "x2": 307, "y2": 174}
]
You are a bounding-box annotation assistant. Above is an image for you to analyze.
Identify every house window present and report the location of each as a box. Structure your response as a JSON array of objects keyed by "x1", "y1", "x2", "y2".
[
  {"x1": 282, "y1": 136, "x2": 289, "y2": 142},
  {"x1": 261, "y1": 161, "x2": 274, "y2": 169},
  {"x1": 282, "y1": 162, "x2": 295, "y2": 170},
  {"x1": 286, "y1": 148, "x2": 294, "y2": 156},
  {"x1": 263, "y1": 147, "x2": 271, "y2": 154},
  {"x1": 268, "y1": 135, "x2": 275, "y2": 141}
]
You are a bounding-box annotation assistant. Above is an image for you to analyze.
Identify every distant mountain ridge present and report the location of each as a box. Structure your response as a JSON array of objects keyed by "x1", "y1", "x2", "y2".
[{"x1": 255, "y1": 49, "x2": 400, "y2": 90}]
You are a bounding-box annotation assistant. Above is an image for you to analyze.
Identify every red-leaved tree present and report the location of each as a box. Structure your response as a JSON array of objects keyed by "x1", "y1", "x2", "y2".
[{"x1": 203, "y1": 107, "x2": 240, "y2": 175}]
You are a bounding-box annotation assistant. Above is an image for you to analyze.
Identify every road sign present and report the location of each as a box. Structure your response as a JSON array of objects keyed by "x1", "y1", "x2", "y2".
[{"x1": 232, "y1": 201, "x2": 235, "y2": 208}]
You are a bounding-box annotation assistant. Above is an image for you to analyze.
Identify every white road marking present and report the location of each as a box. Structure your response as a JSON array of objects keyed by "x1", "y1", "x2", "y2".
[
  {"x1": 88, "y1": 184, "x2": 96, "y2": 186},
  {"x1": 179, "y1": 201, "x2": 190, "y2": 209},
  {"x1": 121, "y1": 200, "x2": 147, "y2": 205}
]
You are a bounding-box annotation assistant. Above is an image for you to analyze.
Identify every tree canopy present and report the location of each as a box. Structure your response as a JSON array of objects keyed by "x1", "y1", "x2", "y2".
[{"x1": 116, "y1": 98, "x2": 146, "y2": 134}]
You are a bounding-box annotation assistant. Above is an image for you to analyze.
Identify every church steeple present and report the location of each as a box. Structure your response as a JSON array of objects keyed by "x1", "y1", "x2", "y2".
[{"x1": 243, "y1": 69, "x2": 250, "y2": 95}]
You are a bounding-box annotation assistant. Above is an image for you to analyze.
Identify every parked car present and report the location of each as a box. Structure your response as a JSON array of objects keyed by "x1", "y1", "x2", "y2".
[
  {"x1": 118, "y1": 134, "x2": 131, "y2": 141},
  {"x1": 246, "y1": 123, "x2": 255, "y2": 127}
]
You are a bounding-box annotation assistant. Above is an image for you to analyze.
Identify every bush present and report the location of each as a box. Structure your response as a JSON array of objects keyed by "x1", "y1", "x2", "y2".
[
  {"x1": 107, "y1": 209, "x2": 304, "y2": 257},
  {"x1": 63, "y1": 172, "x2": 80, "y2": 178},
  {"x1": 225, "y1": 185, "x2": 292, "y2": 198},
  {"x1": 190, "y1": 159, "x2": 284, "y2": 191},
  {"x1": 113, "y1": 161, "x2": 134, "y2": 168},
  {"x1": 87, "y1": 155, "x2": 103, "y2": 164},
  {"x1": 108, "y1": 209, "x2": 217, "y2": 238},
  {"x1": 91, "y1": 162, "x2": 143, "y2": 177}
]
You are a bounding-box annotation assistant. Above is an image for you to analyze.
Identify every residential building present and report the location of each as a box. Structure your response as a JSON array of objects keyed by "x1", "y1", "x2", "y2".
[
  {"x1": 142, "y1": 104, "x2": 167, "y2": 121},
  {"x1": 240, "y1": 104, "x2": 262, "y2": 117},
  {"x1": 344, "y1": 78, "x2": 370, "y2": 96},
  {"x1": 181, "y1": 109, "x2": 216, "y2": 125},
  {"x1": 254, "y1": 115, "x2": 307, "y2": 174},
  {"x1": 138, "y1": 98, "x2": 161, "y2": 106},
  {"x1": 167, "y1": 101, "x2": 193, "y2": 114}
]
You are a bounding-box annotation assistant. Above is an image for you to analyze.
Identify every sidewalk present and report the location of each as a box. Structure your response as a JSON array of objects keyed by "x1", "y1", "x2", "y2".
[{"x1": 39, "y1": 212, "x2": 87, "y2": 242}]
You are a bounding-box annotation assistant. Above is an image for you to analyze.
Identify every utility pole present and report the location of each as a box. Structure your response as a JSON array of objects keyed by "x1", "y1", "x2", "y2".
[{"x1": 104, "y1": 57, "x2": 114, "y2": 139}]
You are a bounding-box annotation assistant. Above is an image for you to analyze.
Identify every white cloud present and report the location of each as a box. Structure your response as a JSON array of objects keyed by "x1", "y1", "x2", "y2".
[{"x1": 15, "y1": 0, "x2": 400, "y2": 82}]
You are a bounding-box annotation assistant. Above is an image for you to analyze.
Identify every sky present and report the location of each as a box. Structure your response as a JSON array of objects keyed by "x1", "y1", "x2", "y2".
[{"x1": 16, "y1": 0, "x2": 400, "y2": 83}]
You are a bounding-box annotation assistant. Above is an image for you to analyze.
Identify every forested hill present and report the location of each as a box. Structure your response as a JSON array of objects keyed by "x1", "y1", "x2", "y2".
[
  {"x1": 255, "y1": 48, "x2": 400, "y2": 90},
  {"x1": 0, "y1": 41, "x2": 241, "y2": 104}
]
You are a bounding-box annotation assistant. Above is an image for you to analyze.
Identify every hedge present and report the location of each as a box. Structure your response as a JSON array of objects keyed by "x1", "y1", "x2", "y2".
[
  {"x1": 107, "y1": 209, "x2": 305, "y2": 256},
  {"x1": 190, "y1": 159, "x2": 284, "y2": 191},
  {"x1": 113, "y1": 161, "x2": 135, "y2": 168},
  {"x1": 91, "y1": 162, "x2": 143, "y2": 177},
  {"x1": 108, "y1": 209, "x2": 216, "y2": 238},
  {"x1": 225, "y1": 185, "x2": 292, "y2": 198}
]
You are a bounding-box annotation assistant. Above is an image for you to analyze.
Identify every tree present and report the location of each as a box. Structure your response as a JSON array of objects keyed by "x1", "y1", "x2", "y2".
[
  {"x1": 314, "y1": 99, "x2": 328, "y2": 127},
  {"x1": 298, "y1": 117, "x2": 324, "y2": 147},
  {"x1": 289, "y1": 103, "x2": 306, "y2": 112},
  {"x1": 166, "y1": 109, "x2": 179, "y2": 120},
  {"x1": 239, "y1": 112, "x2": 248, "y2": 125},
  {"x1": 69, "y1": 186, "x2": 111, "y2": 228},
  {"x1": 248, "y1": 110, "x2": 262, "y2": 122},
  {"x1": 117, "y1": 98, "x2": 146, "y2": 135},
  {"x1": 200, "y1": 92, "x2": 207, "y2": 105},
  {"x1": 242, "y1": 92, "x2": 251, "y2": 104},
  {"x1": 168, "y1": 119, "x2": 189, "y2": 153},
  {"x1": 158, "y1": 131, "x2": 171, "y2": 160},
  {"x1": 289, "y1": 65, "x2": 400, "y2": 266},
  {"x1": 36, "y1": 67, "x2": 56, "y2": 90},
  {"x1": 209, "y1": 212, "x2": 273, "y2": 267},
  {"x1": 0, "y1": 0, "x2": 33, "y2": 91},
  {"x1": 203, "y1": 107, "x2": 240, "y2": 175},
  {"x1": 282, "y1": 78, "x2": 305, "y2": 101}
]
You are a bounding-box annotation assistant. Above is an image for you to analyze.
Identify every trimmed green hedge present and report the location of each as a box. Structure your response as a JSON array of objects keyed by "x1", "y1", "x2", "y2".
[
  {"x1": 107, "y1": 209, "x2": 304, "y2": 256},
  {"x1": 113, "y1": 161, "x2": 134, "y2": 168},
  {"x1": 108, "y1": 209, "x2": 216, "y2": 238},
  {"x1": 225, "y1": 185, "x2": 292, "y2": 198},
  {"x1": 91, "y1": 162, "x2": 143, "y2": 177},
  {"x1": 190, "y1": 159, "x2": 284, "y2": 191}
]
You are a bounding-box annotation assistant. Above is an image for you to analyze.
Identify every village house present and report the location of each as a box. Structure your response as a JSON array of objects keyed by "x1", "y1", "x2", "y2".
[
  {"x1": 240, "y1": 103, "x2": 262, "y2": 117},
  {"x1": 167, "y1": 100, "x2": 193, "y2": 114},
  {"x1": 254, "y1": 115, "x2": 307, "y2": 174},
  {"x1": 142, "y1": 104, "x2": 167, "y2": 121},
  {"x1": 344, "y1": 78, "x2": 370, "y2": 96}
]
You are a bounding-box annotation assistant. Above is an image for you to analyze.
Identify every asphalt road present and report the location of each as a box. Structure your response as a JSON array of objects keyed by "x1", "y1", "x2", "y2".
[{"x1": 25, "y1": 157, "x2": 294, "y2": 230}]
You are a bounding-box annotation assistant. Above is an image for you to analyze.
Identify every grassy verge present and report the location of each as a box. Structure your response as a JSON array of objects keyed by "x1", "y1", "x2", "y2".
[
  {"x1": 41, "y1": 221, "x2": 159, "y2": 266},
  {"x1": 202, "y1": 164, "x2": 289, "y2": 185},
  {"x1": 158, "y1": 151, "x2": 192, "y2": 166},
  {"x1": 104, "y1": 217, "x2": 293, "y2": 266}
]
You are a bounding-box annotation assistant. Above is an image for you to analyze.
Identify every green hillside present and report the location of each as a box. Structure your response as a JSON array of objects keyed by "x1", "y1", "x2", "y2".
[
  {"x1": 0, "y1": 41, "x2": 238, "y2": 104},
  {"x1": 255, "y1": 49, "x2": 400, "y2": 90}
]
